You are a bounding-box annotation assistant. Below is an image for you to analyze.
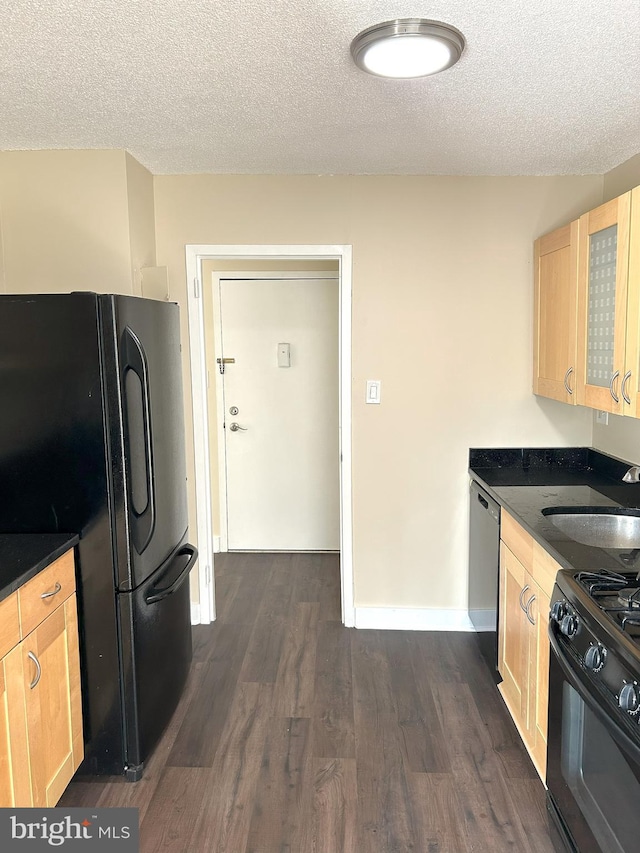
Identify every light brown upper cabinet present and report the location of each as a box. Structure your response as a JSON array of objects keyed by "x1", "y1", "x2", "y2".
[
  {"x1": 533, "y1": 221, "x2": 579, "y2": 403},
  {"x1": 576, "y1": 191, "x2": 633, "y2": 413},
  {"x1": 620, "y1": 188, "x2": 640, "y2": 417}
]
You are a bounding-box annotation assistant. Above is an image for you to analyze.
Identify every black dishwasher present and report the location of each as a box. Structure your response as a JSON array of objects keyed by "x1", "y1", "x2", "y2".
[{"x1": 469, "y1": 480, "x2": 501, "y2": 681}]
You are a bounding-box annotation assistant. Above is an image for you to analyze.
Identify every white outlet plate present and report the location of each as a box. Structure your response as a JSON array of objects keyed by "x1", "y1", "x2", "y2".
[{"x1": 596, "y1": 410, "x2": 609, "y2": 425}]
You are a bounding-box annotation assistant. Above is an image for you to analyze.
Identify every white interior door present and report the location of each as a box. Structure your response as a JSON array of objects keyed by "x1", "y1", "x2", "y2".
[{"x1": 217, "y1": 276, "x2": 340, "y2": 551}]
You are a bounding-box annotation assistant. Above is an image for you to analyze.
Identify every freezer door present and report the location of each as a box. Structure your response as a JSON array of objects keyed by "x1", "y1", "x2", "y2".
[{"x1": 105, "y1": 296, "x2": 189, "y2": 590}]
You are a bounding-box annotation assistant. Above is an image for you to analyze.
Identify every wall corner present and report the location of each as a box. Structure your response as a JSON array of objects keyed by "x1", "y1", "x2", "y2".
[
  {"x1": 0, "y1": 153, "x2": 6, "y2": 294},
  {"x1": 125, "y1": 152, "x2": 157, "y2": 296}
]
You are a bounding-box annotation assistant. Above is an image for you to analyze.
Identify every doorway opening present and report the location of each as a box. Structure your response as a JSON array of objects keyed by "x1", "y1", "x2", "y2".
[
  {"x1": 210, "y1": 268, "x2": 339, "y2": 552},
  {"x1": 185, "y1": 245, "x2": 354, "y2": 627}
]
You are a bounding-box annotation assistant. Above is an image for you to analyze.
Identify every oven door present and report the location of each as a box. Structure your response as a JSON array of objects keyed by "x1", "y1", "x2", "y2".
[{"x1": 547, "y1": 626, "x2": 640, "y2": 853}]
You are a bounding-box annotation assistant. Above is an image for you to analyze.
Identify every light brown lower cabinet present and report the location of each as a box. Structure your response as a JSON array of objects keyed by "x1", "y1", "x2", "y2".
[
  {"x1": 0, "y1": 549, "x2": 83, "y2": 807},
  {"x1": 0, "y1": 644, "x2": 31, "y2": 807},
  {"x1": 498, "y1": 512, "x2": 554, "y2": 782}
]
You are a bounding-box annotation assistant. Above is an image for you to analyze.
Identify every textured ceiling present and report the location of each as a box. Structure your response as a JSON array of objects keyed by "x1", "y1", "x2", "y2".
[{"x1": 0, "y1": 0, "x2": 639, "y2": 176}]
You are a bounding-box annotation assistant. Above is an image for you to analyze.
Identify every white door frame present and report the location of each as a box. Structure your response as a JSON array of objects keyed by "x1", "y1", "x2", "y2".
[
  {"x1": 185, "y1": 244, "x2": 354, "y2": 627},
  {"x1": 212, "y1": 270, "x2": 339, "y2": 554}
]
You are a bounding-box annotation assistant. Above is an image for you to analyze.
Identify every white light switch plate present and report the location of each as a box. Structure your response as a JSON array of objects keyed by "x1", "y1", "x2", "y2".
[
  {"x1": 277, "y1": 342, "x2": 290, "y2": 367},
  {"x1": 596, "y1": 410, "x2": 609, "y2": 425},
  {"x1": 366, "y1": 380, "x2": 381, "y2": 404}
]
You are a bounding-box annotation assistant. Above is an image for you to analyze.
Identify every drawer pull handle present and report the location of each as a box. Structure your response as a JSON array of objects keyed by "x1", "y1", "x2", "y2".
[
  {"x1": 610, "y1": 370, "x2": 620, "y2": 404},
  {"x1": 40, "y1": 582, "x2": 62, "y2": 600},
  {"x1": 622, "y1": 370, "x2": 632, "y2": 405},
  {"x1": 564, "y1": 366, "x2": 574, "y2": 395},
  {"x1": 28, "y1": 652, "x2": 41, "y2": 689},
  {"x1": 518, "y1": 584, "x2": 531, "y2": 612},
  {"x1": 525, "y1": 593, "x2": 536, "y2": 625}
]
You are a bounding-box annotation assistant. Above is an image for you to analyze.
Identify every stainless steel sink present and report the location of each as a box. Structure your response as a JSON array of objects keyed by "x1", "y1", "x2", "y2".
[{"x1": 542, "y1": 507, "x2": 640, "y2": 548}]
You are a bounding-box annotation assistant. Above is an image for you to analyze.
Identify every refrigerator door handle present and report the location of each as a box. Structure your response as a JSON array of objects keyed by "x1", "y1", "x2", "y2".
[
  {"x1": 122, "y1": 326, "x2": 156, "y2": 554},
  {"x1": 144, "y1": 545, "x2": 198, "y2": 605}
]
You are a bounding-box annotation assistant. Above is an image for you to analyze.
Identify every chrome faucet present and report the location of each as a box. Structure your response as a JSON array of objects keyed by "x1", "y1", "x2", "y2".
[{"x1": 623, "y1": 466, "x2": 640, "y2": 482}]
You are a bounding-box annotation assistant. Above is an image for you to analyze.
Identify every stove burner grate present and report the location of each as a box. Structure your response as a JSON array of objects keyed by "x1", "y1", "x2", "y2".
[
  {"x1": 570, "y1": 568, "x2": 640, "y2": 642},
  {"x1": 619, "y1": 612, "x2": 640, "y2": 634},
  {"x1": 619, "y1": 588, "x2": 640, "y2": 610},
  {"x1": 576, "y1": 569, "x2": 630, "y2": 596}
]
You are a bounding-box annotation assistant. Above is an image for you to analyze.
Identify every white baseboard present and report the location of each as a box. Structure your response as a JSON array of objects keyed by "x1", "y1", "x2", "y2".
[
  {"x1": 190, "y1": 602, "x2": 201, "y2": 625},
  {"x1": 213, "y1": 535, "x2": 221, "y2": 553},
  {"x1": 468, "y1": 609, "x2": 497, "y2": 632},
  {"x1": 354, "y1": 607, "x2": 474, "y2": 631}
]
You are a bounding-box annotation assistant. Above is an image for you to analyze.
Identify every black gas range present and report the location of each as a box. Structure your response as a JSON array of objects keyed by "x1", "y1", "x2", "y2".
[{"x1": 547, "y1": 567, "x2": 640, "y2": 853}]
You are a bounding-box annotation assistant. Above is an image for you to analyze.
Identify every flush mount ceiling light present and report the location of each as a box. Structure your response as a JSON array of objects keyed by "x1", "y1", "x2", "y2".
[{"x1": 350, "y1": 18, "x2": 465, "y2": 79}]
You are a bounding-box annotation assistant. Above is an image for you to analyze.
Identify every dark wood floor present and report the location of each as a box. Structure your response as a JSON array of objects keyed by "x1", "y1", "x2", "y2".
[{"x1": 60, "y1": 552, "x2": 556, "y2": 852}]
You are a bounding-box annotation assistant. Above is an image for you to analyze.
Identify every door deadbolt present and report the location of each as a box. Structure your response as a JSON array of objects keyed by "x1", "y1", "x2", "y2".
[{"x1": 229, "y1": 406, "x2": 239, "y2": 415}]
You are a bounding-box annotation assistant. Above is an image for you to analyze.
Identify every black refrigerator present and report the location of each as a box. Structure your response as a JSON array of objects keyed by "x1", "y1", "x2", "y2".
[{"x1": 0, "y1": 293, "x2": 197, "y2": 779}]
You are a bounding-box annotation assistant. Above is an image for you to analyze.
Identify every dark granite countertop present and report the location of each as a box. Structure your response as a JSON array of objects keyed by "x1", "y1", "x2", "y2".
[
  {"x1": 0, "y1": 533, "x2": 79, "y2": 603},
  {"x1": 469, "y1": 448, "x2": 640, "y2": 575}
]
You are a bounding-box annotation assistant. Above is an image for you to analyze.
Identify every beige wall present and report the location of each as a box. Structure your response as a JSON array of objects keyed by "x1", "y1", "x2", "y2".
[
  {"x1": 0, "y1": 150, "x2": 134, "y2": 294},
  {"x1": 125, "y1": 152, "x2": 157, "y2": 295},
  {"x1": 154, "y1": 174, "x2": 603, "y2": 612},
  {"x1": 602, "y1": 153, "x2": 640, "y2": 203},
  {"x1": 591, "y1": 153, "x2": 640, "y2": 462},
  {"x1": 0, "y1": 149, "x2": 156, "y2": 297},
  {"x1": 1, "y1": 150, "x2": 629, "y2": 614},
  {"x1": 592, "y1": 413, "x2": 640, "y2": 465}
]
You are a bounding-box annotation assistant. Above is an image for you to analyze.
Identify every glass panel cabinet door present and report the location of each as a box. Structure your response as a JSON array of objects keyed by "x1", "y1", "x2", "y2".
[
  {"x1": 586, "y1": 224, "x2": 617, "y2": 390},
  {"x1": 576, "y1": 192, "x2": 631, "y2": 413}
]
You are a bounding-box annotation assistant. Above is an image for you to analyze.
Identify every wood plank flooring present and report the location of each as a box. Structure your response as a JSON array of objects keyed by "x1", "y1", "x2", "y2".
[{"x1": 60, "y1": 552, "x2": 556, "y2": 852}]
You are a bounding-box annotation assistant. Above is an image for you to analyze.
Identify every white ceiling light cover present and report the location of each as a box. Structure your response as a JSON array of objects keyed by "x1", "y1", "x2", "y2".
[{"x1": 351, "y1": 19, "x2": 466, "y2": 79}]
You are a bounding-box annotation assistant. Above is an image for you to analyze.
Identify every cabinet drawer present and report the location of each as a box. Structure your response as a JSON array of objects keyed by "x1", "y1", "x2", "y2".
[
  {"x1": 18, "y1": 550, "x2": 76, "y2": 638},
  {"x1": 500, "y1": 540, "x2": 527, "y2": 587},
  {"x1": 532, "y1": 541, "x2": 561, "y2": 599},
  {"x1": 501, "y1": 511, "x2": 534, "y2": 569},
  {"x1": 0, "y1": 593, "x2": 20, "y2": 659}
]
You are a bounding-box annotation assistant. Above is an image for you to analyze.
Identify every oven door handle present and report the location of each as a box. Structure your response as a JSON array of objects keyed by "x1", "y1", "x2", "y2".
[{"x1": 548, "y1": 625, "x2": 640, "y2": 765}]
